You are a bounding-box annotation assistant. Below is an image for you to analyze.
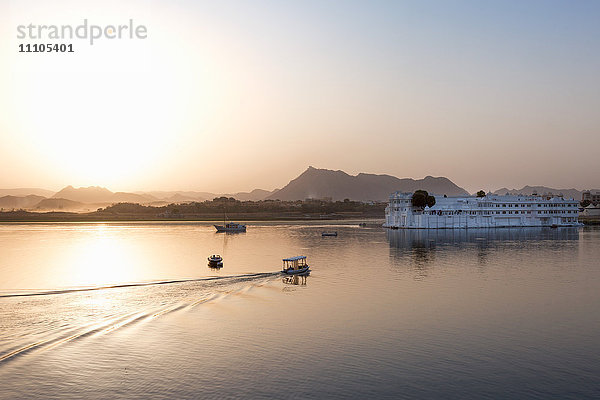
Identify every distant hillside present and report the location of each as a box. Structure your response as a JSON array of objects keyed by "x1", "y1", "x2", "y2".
[
  {"x1": 140, "y1": 189, "x2": 277, "y2": 202},
  {"x1": 166, "y1": 193, "x2": 203, "y2": 203},
  {"x1": 0, "y1": 188, "x2": 55, "y2": 197},
  {"x1": 138, "y1": 191, "x2": 216, "y2": 202},
  {"x1": 492, "y1": 186, "x2": 588, "y2": 200},
  {"x1": 112, "y1": 191, "x2": 157, "y2": 203},
  {"x1": 53, "y1": 186, "x2": 155, "y2": 204},
  {"x1": 53, "y1": 186, "x2": 113, "y2": 202},
  {"x1": 0, "y1": 195, "x2": 46, "y2": 209},
  {"x1": 34, "y1": 198, "x2": 87, "y2": 211},
  {"x1": 224, "y1": 189, "x2": 277, "y2": 201},
  {"x1": 267, "y1": 167, "x2": 469, "y2": 201}
]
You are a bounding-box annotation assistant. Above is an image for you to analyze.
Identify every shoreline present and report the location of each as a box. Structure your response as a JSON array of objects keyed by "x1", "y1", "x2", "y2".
[
  {"x1": 0, "y1": 211, "x2": 385, "y2": 223},
  {"x1": 579, "y1": 216, "x2": 600, "y2": 225},
  {"x1": 1, "y1": 211, "x2": 597, "y2": 225}
]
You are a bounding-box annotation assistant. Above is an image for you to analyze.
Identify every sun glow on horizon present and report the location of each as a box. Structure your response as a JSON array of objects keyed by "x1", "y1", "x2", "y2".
[
  {"x1": 4, "y1": 0, "x2": 228, "y2": 189},
  {"x1": 2, "y1": 0, "x2": 600, "y2": 192}
]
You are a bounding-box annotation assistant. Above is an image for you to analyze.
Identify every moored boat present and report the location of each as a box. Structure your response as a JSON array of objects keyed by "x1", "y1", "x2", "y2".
[
  {"x1": 281, "y1": 256, "x2": 310, "y2": 274},
  {"x1": 214, "y1": 222, "x2": 246, "y2": 233},
  {"x1": 208, "y1": 254, "x2": 223, "y2": 268}
]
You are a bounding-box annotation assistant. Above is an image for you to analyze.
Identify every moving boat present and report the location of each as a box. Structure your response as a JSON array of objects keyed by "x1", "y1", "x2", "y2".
[
  {"x1": 282, "y1": 256, "x2": 310, "y2": 275},
  {"x1": 208, "y1": 254, "x2": 223, "y2": 268},
  {"x1": 214, "y1": 222, "x2": 246, "y2": 233},
  {"x1": 321, "y1": 231, "x2": 337, "y2": 237}
]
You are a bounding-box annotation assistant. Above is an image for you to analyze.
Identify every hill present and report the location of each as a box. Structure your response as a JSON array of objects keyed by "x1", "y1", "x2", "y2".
[
  {"x1": 266, "y1": 167, "x2": 469, "y2": 201},
  {"x1": 139, "y1": 189, "x2": 277, "y2": 202},
  {"x1": 0, "y1": 188, "x2": 55, "y2": 197},
  {"x1": 53, "y1": 186, "x2": 155, "y2": 204},
  {"x1": 138, "y1": 191, "x2": 216, "y2": 202},
  {"x1": 34, "y1": 198, "x2": 88, "y2": 211},
  {"x1": 112, "y1": 191, "x2": 157, "y2": 203},
  {"x1": 224, "y1": 189, "x2": 277, "y2": 201},
  {"x1": 0, "y1": 195, "x2": 46, "y2": 210}
]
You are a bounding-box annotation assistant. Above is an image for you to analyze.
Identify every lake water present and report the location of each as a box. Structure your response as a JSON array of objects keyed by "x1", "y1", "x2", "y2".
[{"x1": 1, "y1": 222, "x2": 599, "y2": 399}]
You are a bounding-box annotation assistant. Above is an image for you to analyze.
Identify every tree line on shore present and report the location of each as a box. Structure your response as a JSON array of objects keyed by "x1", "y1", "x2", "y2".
[{"x1": 96, "y1": 197, "x2": 386, "y2": 216}]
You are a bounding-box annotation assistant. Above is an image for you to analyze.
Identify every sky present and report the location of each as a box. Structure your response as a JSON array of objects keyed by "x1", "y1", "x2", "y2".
[{"x1": 1, "y1": 0, "x2": 599, "y2": 194}]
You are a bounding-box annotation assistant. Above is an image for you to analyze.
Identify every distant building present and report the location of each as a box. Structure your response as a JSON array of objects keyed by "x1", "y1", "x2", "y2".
[{"x1": 582, "y1": 191, "x2": 600, "y2": 204}]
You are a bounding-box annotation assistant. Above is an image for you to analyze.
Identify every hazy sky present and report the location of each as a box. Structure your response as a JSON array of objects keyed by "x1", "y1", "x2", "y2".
[{"x1": 1, "y1": 0, "x2": 599, "y2": 193}]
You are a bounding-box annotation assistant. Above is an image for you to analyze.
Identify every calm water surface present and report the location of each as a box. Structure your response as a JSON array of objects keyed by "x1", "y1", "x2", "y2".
[{"x1": 0, "y1": 222, "x2": 599, "y2": 399}]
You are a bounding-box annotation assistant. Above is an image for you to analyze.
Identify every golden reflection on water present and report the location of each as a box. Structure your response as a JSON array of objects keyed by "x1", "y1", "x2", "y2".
[
  {"x1": 65, "y1": 226, "x2": 140, "y2": 288},
  {"x1": 0, "y1": 224, "x2": 176, "y2": 292},
  {"x1": 0, "y1": 222, "x2": 303, "y2": 292}
]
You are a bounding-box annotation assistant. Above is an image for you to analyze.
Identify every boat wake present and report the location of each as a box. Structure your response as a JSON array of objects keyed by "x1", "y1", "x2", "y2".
[
  {"x1": 0, "y1": 272, "x2": 278, "y2": 298},
  {"x1": 0, "y1": 272, "x2": 280, "y2": 364}
]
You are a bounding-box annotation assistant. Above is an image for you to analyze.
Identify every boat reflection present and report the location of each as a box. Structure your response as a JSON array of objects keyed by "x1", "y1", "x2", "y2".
[{"x1": 282, "y1": 273, "x2": 309, "y2": 286}]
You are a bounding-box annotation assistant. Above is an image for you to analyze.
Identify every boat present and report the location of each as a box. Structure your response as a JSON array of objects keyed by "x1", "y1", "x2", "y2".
[
  {"x1": 214, "y1": 210, "x2": 246, "y2": 232},
  {"x1": 208, "y1": 254, "x2": 223, "y2": 268},
  {"x1": 214, "y1": 222, "x2": 246, "y2": 233},
  {"x1": 281, "y1": 256, "x2": 310, "y2": 275},
  {"x1": 321, "y1": 231, "x2": 337, "y2": 237}
]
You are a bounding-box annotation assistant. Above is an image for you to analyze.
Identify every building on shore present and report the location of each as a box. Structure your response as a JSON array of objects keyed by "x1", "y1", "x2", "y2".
[
  {"x1": 582, "y1": 190, "x2": 600, "y2": 205},
  {"x1": 582, "y1": 204, "x2": 600, "y2": 217},
  {"x1": 384, "y1": 192, "x2": 581, "y2": 229}
]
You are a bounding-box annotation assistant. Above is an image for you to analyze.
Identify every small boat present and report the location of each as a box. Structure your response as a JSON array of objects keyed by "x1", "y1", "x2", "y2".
[
  {"x1": 321, "y1": 231, "x2": 337, "y2": 237},
  {"x1": 281, "y1": 256, "x2": 310, "y2": 275},
  {"x1": 208, "y1": 254, "x2": 223, "y2": 268},
  {"x1": 214, "y1": 222, "x2": 246, "y2": 233}
]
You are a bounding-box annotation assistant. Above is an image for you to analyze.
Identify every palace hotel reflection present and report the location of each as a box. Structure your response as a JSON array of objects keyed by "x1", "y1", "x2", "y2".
[{"x1": 386, "y1": 227, "x2": 581, "y2": 278}]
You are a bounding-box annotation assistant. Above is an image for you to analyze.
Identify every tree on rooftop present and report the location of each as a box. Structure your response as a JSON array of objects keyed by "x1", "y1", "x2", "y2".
[
  {"x1": 476, "y1": 190, "x2": 486, "y2": 198},
  {"x1": 412, "y1": 190, "x2": 436, "y2": 208}
]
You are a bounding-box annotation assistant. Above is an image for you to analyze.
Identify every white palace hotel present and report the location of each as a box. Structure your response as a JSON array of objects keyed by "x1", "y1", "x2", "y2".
[{"x1": 384, "y1": 192, "x2": 581, "y2": 229}]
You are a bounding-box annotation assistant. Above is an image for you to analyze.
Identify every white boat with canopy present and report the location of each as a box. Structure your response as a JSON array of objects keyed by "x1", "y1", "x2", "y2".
[{"x1": 281, "y1": 256, "x2": 310, "y2": 275}]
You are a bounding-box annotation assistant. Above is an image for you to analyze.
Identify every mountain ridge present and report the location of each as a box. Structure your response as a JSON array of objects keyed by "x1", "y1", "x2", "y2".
[
  {"x1": 2, "y1": 172, "x2": 596, "y2": 206},
  {"x1": 266, "y1": 166, "x2": 469, "y2": 201},
  {"x1": 53, "y1": 186, "x2": 156, "y2": 204}
]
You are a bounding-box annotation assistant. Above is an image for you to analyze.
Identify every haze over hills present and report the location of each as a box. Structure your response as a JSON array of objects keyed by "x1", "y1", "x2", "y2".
[
  {"x1": 0, "y1": 195, "x2": 46, "y2": 209},
  {"x1": 136, "y1": 189, "x2": 278, "y2": 202},
  {"x1": 137, "y1": 191, "x2": 217, "y2": 202},
  {"x1": 0, "y1": 187, "x2": 280, "y2": 211},
  {"x1": 223, "y1": 189, "x2": 278, "y2": 201},
  {"x1": 0, "y1": 188, "x2": 55, "y2": 197},
  {"x1": 1, "y1": 168, "x2": 597, "y2": 211},
  {"x1": 53, "y1": 186, "x2": 156, "y2": 204},
  {"x1": 266, "y1": 166, "x2": 469, "y2": 201},
  {"x1": 33, "y1": 198, "x2": 88, "y2": 211}
]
